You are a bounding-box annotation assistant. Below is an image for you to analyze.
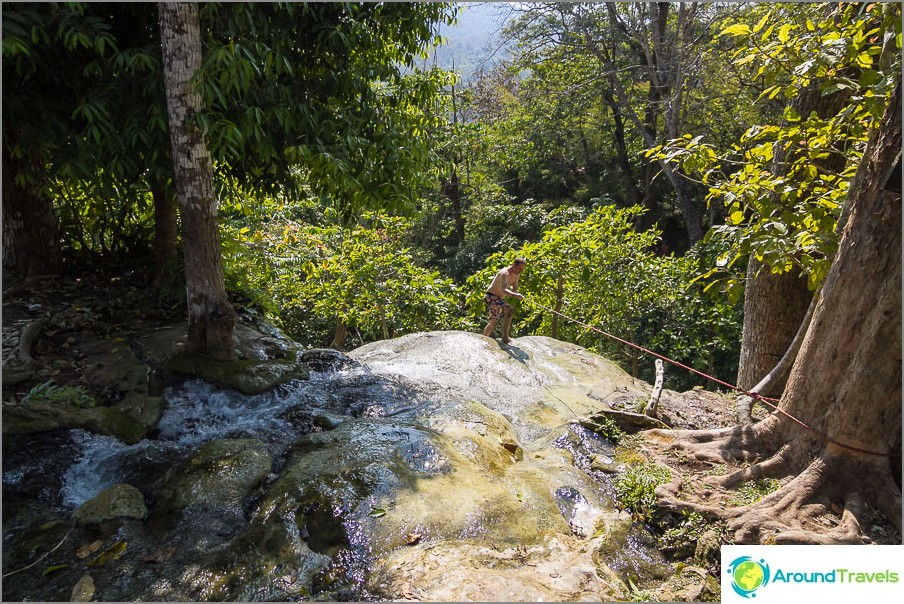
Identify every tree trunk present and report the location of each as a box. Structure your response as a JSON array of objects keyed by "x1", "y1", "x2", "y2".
[
  {"x1": 330, "y1": 317, "x2": 348, "y2": 350},
  {"x1": 735, "y1": 258, "x2": 811, "y2": 393},
  {"x1": 551, "y1": 274, "x2": 564, "y2": 339},
  {"x1": 735, "y1": 80, "x2": 852, "y2": 394},
  {"x1": 150, "y1": 174, "x2": 179, "y2": 288},
  {"x1": 649, "y1": 83, "x2": 902, "y2": 544},
  {"x1": 159, "y1": 2, "x2": 236, "y2": 361},
  {"x1": 602, "y1": 90, "x2": 643, "y2": 207},
  {"x1": 442, "y1": 169, "x2": 466, "y2": 246},
  {"x1": 2, "y1": 146, "x2": 61, "y2": 279}
]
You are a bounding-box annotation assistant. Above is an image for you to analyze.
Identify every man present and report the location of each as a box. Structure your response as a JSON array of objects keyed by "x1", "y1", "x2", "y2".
[{"x1": 482, "y1": 257, "x2": 526, "y2": 344}]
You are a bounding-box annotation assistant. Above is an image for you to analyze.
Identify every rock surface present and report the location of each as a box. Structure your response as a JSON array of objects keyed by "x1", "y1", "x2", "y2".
[{"x1": 2, "y1": 329, "x2": 734, "y2": 602}]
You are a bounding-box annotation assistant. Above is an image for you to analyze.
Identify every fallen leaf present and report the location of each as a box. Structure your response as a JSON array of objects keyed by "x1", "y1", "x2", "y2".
[
  {"x1": 42, "y1": 564, "x2": 68, "y2": 576},
  {"x1": 87, "y1": 540, "x2": 127, "y2": 567},
  {"x1": 76, "y1": 540, "x2": 104, "y2": 559}
]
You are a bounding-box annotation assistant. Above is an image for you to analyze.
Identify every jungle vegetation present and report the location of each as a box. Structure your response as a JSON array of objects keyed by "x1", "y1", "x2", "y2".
[{"x1": 3, "y1": 1, "x2": 900, "y2": 394}]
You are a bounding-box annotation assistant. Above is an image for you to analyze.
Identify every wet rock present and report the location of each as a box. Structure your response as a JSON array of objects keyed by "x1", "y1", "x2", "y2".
[
  {"x1": 592, "y1": 508, "x2": 673, "y2": 590},
  {"x1": 310, "y1": 409, "x2": 350, "y2": 431},
  {"x1": 160, "y1": 439, "x2": 272, "y2": 510},
  {"x1": 590, "y1": 453, "x2": 623, "y2": 473},
  {"x1": 694, "y1": 529, "x2": 723, "y2": 568},
  {"x1": 3, "y1": 331, "x2": 695, "y2": 602},
  {"x1": 165, "y1": 352, "x2": 309, "y2": 395},
  {"x1": 73, "y1": 483, "x2": 147, "y2": 525},
  {"x1": 3, "y1": 401, "x2": 150, "y2": 444},
  {"x1": 70, "y1": 573, "x2": 95, "y2": 602},
  {"x1": 368, "y1": 536, "x2": 624, "y2": 602},
  {"x1": 301, "y1": 349, "x2": 361, "y2": 373},
  {"x1": 655, "y1": 564, "x2": 721, "y2": 602}
]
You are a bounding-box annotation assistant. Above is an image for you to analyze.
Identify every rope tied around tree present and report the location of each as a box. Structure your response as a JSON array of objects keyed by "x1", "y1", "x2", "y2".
[{"x1": 523, "y1": 298, "x2": 891, "y2": 458}]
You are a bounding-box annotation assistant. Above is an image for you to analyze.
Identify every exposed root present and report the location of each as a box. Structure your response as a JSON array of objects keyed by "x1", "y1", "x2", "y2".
[
  {"x1": 640, "y1": 424, "x2": 902, "y2": 546},
  {"x1": 704, "y1": 443, "x2": 792, "y2": 489},
  {"x1": 18, "y1": 316, "x2": 48, "y2": 363}
]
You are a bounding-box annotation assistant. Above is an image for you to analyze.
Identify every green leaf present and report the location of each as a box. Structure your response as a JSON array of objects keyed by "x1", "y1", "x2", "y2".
[
  {"x1": 777, "y1": 23, "x2": 793, "y2": 43},
  {"x1": 720, "y1": 23, "x2": 752, "y2": 37},
  {"x1": 42, "y1": 564, "x2": 68, "y2": 576}
]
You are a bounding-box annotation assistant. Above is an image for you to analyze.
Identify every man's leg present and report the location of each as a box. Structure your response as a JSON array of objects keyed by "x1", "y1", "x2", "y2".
[
  {"x1": 501, "y1": 307, "x2": 515, "y2": 343},
  {"x1": 483, "y1": 318, "x2": 498, "y2": 337}
]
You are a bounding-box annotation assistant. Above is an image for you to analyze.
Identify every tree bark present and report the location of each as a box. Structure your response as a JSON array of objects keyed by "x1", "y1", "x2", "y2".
[
  {"x1": 735, "y1": 257, "x2": 811, "y2": 393},
  {"x1": 649, "y1": 83, "x2": 902, "y2": 544},
  {"x1": 2, "y1": 146, "x2": 62, "y2": 279},
  {"x1": 736, "y1": 80, "x2": 853, "y2": 393},
  {"x1": 150, "y1": 174, "x2": 179, "y2": 288},
  {"x1": 159, "y1": 2, "x2": 236, "y2": 361}
]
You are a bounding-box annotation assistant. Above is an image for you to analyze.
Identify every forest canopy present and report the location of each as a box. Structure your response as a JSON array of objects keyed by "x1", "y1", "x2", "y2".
[{"x1": 3, "y1": 1, "x2": 901, "y2": 392}]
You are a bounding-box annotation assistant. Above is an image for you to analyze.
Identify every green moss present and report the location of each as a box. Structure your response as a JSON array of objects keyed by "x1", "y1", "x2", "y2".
[
  {"x1": 2, "y1": 401, "x2": 149, "y2": 444},
  {"x1": 165, "y1": 352, "x2": 309, "y2": 395}
]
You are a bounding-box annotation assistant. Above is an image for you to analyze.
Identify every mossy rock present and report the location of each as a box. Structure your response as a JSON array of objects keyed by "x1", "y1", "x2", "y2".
[
  {"x1": 2, "y1": 401, "x2": 150, "y2": 444},
  {"x1": 161, "y1": 439, "x2": 273, "y2": 510},
  {"x1": 73, "y1": 484, "x2": 148, "y2": 525},
  {"x1": 165, "y1": 352, "x2": 308, "y2": 395}
]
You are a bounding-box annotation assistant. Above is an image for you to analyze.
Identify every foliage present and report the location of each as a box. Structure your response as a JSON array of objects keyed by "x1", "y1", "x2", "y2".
[
  {"x1": 614, "y1": 461, "x2": 672, "y2": 524},
  {"x1": 588, "y1": 414, "x2": 627, "y2": 444},
  {"x1": 730, "y1": 477, "x2": 782, "y2": 506},
  {"x1": 21, "y1": 381, "x2": 99, "y2": 409},
  {"x1": 466, "y1": 205, "x2": 743, "y2": 389},
  {"x1": 197, "y1": 2, "x2": 458, "y2": 222},
  {"x1": 647, "y1": 2, "x2": 902, "y2": 292},
  {"x1": 658, "y1": 510, "x2": 730, "y2": 553},
  {"x1": 222, "y1": 205, "x2": 471, "y2": 348}
]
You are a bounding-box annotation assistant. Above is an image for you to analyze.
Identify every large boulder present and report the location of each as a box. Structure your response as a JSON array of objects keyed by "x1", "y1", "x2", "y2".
[{"x1": 160, "y1": 438, "x2": 273, "y2": 510}]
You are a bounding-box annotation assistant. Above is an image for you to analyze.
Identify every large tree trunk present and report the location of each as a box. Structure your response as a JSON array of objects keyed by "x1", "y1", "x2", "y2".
[
  {"x1": 735, "y1": 258, "x2": 811, "y2": 393},
  {"x1": 647, "y1": 83, "x2": 902, "y2": 544},
  {"x1": 2, "y1": 146, "x2": 61, "y2": 279},
  {"x1": 736, "y1": 77, "x2": 853, "y2": 395},
  {"x1": 159, "y1": 2, "x2": 236, "y2": 361}
]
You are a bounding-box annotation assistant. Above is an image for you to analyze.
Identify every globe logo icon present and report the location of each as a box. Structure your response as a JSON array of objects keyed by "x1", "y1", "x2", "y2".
[{"x1": 727, "y1": 556, "x2": 770, "y2": 598}]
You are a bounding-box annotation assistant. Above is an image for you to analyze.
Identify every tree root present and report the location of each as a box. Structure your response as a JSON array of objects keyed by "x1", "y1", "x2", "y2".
[
  {"x1": 642, "y1": 424, "x2": 901, "y2": 545},
  {"x1": 18, "y1": 316, "x2": 48, "y2": 363}
]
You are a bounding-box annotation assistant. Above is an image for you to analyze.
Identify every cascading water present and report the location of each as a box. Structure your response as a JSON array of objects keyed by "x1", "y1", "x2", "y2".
[
  {"x1": 60, "y1": 371, "x2": 346, "y2": 509},
  {"x1": 3, "y1": 333, "x2": 679, "y2": 602}
]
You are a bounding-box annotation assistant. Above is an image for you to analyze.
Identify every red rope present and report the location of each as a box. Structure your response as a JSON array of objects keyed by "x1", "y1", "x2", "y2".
[{"x1": 526, "y1": 299, "x2": 890, "y2": 457}]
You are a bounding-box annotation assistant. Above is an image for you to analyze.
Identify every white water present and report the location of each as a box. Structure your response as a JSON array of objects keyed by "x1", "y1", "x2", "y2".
[{"x1": 60, "y1": 371, "x2": 352, "y2": 508}]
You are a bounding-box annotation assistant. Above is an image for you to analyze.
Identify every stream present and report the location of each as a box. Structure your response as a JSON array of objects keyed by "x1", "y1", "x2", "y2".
[{"x1": 3, "y1": 332, "x2": 676, "y2": 601}]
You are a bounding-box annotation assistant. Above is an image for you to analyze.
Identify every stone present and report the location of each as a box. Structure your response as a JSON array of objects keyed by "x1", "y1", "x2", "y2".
[
  {"x1": 70, "y1": 574, "x2": 95, "y2": 602},
  {"x1": 165, "y1": 352, "x2": 309, "y2": 395},
  {"x1": 73, "y1": 484, "x2": 147, "y2": 525},
  {"x1": 161, "y1": 439, "x2": 273, "y2": 510}
]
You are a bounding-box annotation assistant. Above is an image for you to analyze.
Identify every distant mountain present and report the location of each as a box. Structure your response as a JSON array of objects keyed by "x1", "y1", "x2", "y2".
[{"x1": 429, "y1": 2, "x2": 515, "y2": 82}]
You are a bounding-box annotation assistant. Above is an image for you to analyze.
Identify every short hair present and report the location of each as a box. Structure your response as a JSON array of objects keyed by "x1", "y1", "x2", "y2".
[{"x1": 513, "y1": 257, "x2": 527, "y2": 266}]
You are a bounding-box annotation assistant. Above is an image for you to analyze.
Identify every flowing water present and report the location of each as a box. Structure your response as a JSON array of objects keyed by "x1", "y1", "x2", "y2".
[{"x1": 2, "y1": 333, "x2": 671, "y2": 601}]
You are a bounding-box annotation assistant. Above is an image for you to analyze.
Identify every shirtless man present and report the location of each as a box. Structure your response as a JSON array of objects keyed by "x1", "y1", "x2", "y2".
[{"x1": 482, "y1": 257, "x2": 526, "y2": 344}]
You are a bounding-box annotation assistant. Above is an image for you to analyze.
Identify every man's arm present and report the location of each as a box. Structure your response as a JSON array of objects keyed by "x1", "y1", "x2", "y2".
[{"x1": 503, "y1": 274, "x2": 523, "y2": 299}]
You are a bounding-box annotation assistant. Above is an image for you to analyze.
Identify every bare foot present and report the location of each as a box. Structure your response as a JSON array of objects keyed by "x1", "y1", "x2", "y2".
[{"x1": 501, "y1": 337, "x2": 511, "y2": 344}]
